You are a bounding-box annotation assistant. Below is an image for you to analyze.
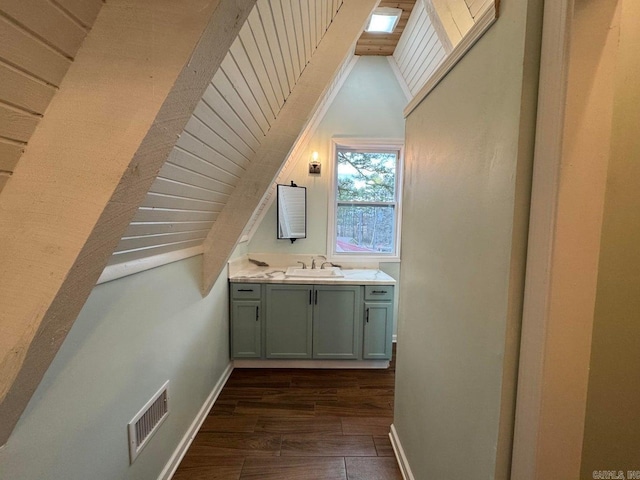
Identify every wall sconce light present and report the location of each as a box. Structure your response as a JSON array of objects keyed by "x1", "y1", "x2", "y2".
[{"x1": 309, "y1": 151, "x2": 321, "y2": 175}]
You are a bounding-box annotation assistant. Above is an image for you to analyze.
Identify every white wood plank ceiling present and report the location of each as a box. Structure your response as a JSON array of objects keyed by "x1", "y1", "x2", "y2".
[
  {"x1": 392, "y1": 0, "x2": 447, "y2": 96},
  {"x1": 110, "y1": 0, "x2": 345, "y2": 266}
]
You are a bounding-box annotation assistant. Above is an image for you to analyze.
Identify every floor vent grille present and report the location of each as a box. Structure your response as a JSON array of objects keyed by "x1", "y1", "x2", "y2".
[{"x1": 128, "y1": 380, "x2": 169, "y2": 463}]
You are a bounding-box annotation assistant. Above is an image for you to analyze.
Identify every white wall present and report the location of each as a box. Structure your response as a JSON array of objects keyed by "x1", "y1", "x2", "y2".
[
  {"x1": 394, "y1": 0, "x2": 542, "y2": 478},
  {"x1": 0, "y1": 256, "x2": 231, "y2": 480}
]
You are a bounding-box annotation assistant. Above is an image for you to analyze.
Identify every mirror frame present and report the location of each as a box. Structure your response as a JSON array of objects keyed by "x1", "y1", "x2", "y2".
[{"x1": 277, "y1": 183, "x2": 307, "y2": 242}]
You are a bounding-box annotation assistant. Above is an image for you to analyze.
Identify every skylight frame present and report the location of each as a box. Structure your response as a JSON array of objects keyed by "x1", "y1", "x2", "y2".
[{"x1": 365, "y1": 7, "x2": 403, "y2": 34}]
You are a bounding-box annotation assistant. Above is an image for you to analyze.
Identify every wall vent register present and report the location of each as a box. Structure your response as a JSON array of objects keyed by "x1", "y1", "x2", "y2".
[{"x1": 127, "y1": 381, "x2": 169, "y2": 463}]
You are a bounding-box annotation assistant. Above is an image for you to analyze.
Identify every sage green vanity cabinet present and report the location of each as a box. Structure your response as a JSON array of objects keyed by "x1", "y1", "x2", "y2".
[
  {"x1": 265, "y1": 284, "x2": 313, "y2": 358},
  {"x1": 363, "y1": 286, "x2": 394, "y2": 359},
  {"x1": 313, "y1": 285, "x2": 361, "y2": 359},
  {"x1": 230, "y1": 283, "x2": 262, "y2": 358},
  {"x1": 263, "y1": 284, "x2": 362, "y2": 360},
  {"x1": 264, "y1": 284, "x2": 361, "y2": 360},
  {"x1": 230, "y1": 280, "x2": 394, "y2": 362}
]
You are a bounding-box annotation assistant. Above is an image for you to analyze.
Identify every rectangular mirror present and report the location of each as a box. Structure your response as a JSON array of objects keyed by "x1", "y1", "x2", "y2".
[{"x1": 277, "y1": 183, "x2": 306, "y2": 242}]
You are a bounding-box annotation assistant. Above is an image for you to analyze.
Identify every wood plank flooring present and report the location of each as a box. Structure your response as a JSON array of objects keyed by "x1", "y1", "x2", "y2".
[{"x1": 173, "y1": 348, "x2": 401, "y2": 480}]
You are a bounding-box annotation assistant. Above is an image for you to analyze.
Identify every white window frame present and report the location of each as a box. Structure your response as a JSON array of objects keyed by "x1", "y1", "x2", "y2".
[{"x1": 327, "y1": 138, "x2": 404, "y2": 262}]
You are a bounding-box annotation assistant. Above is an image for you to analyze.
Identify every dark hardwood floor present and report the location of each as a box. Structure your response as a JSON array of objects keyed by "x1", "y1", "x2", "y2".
[{"x1": 173, "y1": 348, "x2": 401, "y2": 480}]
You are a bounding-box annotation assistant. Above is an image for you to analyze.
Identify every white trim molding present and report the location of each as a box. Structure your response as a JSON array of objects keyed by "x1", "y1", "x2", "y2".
[
  {"x1": 513, "y1": 0, "x2": 622, "y2": 477},
  {"x1": 97, "y1": 246, "x2": 204, "y2": 284},
  {"x1": 390, "y1": 424, "x2": 415, "y2": 480},
  {"x1": 158, "y1": 362, "x2": 233, "y2": 480},
  {"x1": 386, "y1": 56, "x2": 413, "y2": 102},
  {"x1": 233, "y1": 359, "x2": 390, "y2": 369},
  {"x1": 327, "y1": 137, "x2": 405, "y2": 263},
  {"x1": 403, "y1": 2, "x2": 497, "y2": 117},
  {"x1": 511, "y1": 0, "x2": 572, "y2": 476}
]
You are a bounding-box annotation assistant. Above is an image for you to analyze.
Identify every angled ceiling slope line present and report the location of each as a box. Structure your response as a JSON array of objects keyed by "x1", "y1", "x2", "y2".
[
  {"x1": 0, "y1": 0, "x2": 103, "y2": 194},
  {"x1": 201, "y1": 0, "x2": 381, "y2": 295},
  {"x1": 240, "y1": 48, "x2": 359, "y2": 243},
  {"x1": 106, "y1": 0, "x2": 345, "y2": 273},
  {"x1": 0, "y1": 0, "x2": 256, "y2": 446}
]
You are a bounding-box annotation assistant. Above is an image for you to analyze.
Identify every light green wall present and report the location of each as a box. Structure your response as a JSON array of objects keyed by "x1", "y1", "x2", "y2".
[
  {"x1": 0, "y1": 256, "x2": 231, "y2": 480},
  {"x1": 247, "y1": 56, "x2": 406, "y2": 334},
  {"x1": 394, "y1": 0, "x2": 542, "y2": 478},
  {"x1": 581, "y1": 0, "x2": 640, "y2": 474},
  {"x1": 247, "y1": 56, "x2": 406, "y2": 256}
]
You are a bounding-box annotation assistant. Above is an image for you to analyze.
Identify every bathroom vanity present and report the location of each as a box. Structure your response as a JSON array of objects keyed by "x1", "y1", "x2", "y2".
[{"x1": 228, "y1": 260, "x2": 395, "y2": 368}]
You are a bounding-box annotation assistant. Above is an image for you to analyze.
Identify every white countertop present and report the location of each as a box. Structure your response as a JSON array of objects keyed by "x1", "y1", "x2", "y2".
[{"x1": 229, "y1": 266, "x2": 395, "y2": 285}]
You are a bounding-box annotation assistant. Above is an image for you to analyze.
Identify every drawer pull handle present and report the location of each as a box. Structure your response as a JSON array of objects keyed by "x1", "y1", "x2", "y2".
[
  {"x1": 309, "y1": 289, "x2": 312, "y2": 305},
  {"x1": 238, "y1": 288, "x2": 254, "y2": 292},
  {"x1": 256, "y1": 306, "x2": 259, "y2": 321},
  {"x1": 371, "y1": 290, "x2": 388, "y2": 294},
  {"x1": 366, "y1": 308, "x2": 370, "y2": 323}
]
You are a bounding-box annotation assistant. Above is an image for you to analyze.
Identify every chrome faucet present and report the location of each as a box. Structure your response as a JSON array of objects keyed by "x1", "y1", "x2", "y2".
[
  {"x1": 311, "y1": 255, "x2": 326, "y2": 269},
  {"x1": 296, "y1": 260, "x2": 307, "y2": 269},
  {"x1": 322, "y1": 261, "x2": 341, "y2": 269}
]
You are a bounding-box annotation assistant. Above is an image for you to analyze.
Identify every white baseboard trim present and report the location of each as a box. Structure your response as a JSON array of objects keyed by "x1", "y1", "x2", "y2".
[
  {"x1": 393, "y1": 334, "x2": 397, "y2": 343},
  {"x1": 158, "y1": 362, "x2": 233, "y2": 480},
  {"x1": 390, "y1": 424, "x2": 415, "y2": 480},
  {"x1": 233, "y1": 359, "x2": 389, "y2": 369}
]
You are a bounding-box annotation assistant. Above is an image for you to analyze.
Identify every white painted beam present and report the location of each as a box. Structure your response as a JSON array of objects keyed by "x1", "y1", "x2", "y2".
[{"x1": 0, "y1": 0, "x2": 256, "y2": 445}]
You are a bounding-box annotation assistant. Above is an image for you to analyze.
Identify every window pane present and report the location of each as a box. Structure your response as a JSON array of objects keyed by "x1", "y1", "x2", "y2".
[
  {"x1": 336, "y1": 205, "x2": 395, "y2": 253},
  {"x1": 337, "y1": 151, "x2": 396, "y2": 202}
]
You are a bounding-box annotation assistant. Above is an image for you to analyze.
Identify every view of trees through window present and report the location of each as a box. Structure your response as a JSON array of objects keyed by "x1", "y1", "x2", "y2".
[{"x1": 336, "y1": 149, "x2": 398, "y2": 254}]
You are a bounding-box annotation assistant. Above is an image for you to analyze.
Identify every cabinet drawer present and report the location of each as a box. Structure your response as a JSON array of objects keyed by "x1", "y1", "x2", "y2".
[
  {"x1": 231, "y1": 283, "x2": 261, "y2": 299},
  {"x1": 364, "y1": 285, "x2": 394, "y2": 301}
]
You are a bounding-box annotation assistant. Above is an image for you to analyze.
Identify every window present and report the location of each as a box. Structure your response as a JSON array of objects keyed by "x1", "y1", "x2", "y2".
[{"x1": 329, "y1": 140, "x2": 403, "y2": 260}]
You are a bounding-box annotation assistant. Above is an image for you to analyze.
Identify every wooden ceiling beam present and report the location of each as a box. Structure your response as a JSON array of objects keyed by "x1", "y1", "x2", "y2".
[
  {"x1": 201, "y1": 0, "x2": 380, "y2": 295},
  {"x1": 0, "y1": 0, "x2": 256, "y2": 446}
]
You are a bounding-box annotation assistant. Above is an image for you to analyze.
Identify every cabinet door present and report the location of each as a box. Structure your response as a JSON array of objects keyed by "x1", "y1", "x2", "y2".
[
  {"x1": 363, "y1": 302, "x2": 393, "y2": 359},
  {"x1": 265, "y1": 284, "x2": 313, "y2": 358},
  {"x1": 313, "y1": 285, "x2": 361, "y2": 359},
  {"x1": 231, "y1": 300, "x2": 261, "y2": 358}
]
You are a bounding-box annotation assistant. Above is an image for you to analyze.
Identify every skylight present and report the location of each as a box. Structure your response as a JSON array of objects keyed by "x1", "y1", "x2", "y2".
[{"x1": 365, "y1": 7, "x2": 402, "y2": 33}]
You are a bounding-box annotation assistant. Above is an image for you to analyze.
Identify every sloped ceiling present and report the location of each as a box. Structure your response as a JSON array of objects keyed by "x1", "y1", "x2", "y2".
[
  {"x1": 2, "y1": 0, "x2": 490, "y2": 278},
  {"x1": 392, "y1": 0, "x2": 448, "y2": 95},
  {"x1": 104, "y1": 0, "x2": 457, "y2": 276},
  {"x1": 109, "y1": 0, "x2": 345, "y2": 268}
]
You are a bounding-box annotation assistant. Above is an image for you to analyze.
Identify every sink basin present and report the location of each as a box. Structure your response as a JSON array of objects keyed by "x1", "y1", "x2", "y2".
[{"x1": 285, "y1": 266, "x2": 344, "y2": 278}]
